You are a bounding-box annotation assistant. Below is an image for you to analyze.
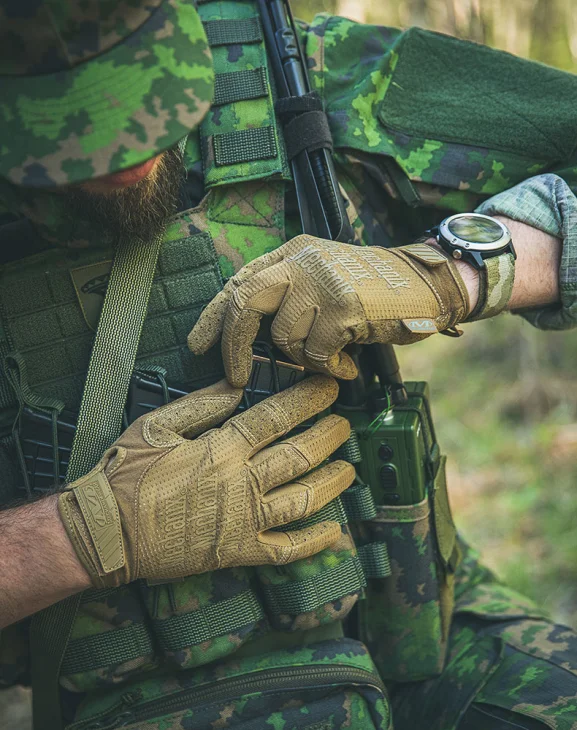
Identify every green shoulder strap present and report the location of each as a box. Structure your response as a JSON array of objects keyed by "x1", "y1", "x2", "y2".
[{"x1": 30, "y1": 232, "x2": 164, "y2": 730}]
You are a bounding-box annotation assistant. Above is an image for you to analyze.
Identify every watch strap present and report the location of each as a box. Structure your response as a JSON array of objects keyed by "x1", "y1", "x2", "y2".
[{"x1": 466, "y1": 252, "x2": 515, "y2": 321}]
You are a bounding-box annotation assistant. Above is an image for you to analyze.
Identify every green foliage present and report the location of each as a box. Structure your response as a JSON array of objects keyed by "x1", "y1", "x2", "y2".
[{"x1": 399, "y1": 316, "x2": 577, "y2": 625}]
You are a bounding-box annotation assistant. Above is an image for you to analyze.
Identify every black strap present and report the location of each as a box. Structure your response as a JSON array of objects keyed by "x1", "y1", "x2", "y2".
[
  {"x1": 283, "y1": 110, "x2": 333, "y2": 161},
  {"x1": 275, "y1": 91, "x2": 324, "y2": 117},
  {"x1": 204, "y1": 17, "x2": 262, "y2": 46},
  {"x1": 213, "y1": 67, "x2": 268, "y2": 106},
  {"x1": 274, "y1": 91, "x2": 333, "y2": 162}
]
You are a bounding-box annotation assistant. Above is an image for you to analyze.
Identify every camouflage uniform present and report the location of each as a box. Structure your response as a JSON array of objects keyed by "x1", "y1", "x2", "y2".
[{"x1": 2, "y1": 2, "x2": 577, "y2": 729}]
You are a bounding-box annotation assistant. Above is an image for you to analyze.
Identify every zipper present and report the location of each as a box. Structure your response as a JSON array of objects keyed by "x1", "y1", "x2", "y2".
[{"x1": 69, "y1": 664, "x2": 387, "y2": 730}]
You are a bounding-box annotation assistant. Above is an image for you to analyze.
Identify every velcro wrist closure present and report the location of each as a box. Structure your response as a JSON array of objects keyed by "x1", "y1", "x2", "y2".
[{"x1": 68, "y1": 470, "x2": 126, "y2": 579}]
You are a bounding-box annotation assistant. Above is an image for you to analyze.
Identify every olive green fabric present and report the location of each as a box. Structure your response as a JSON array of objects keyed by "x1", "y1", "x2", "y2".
[
  {"x1": 0, "y1": 230, "x2": 225, "y2": 417},
  {"x1": 378, "y1": 27, "x2": 577, "y2": 166}
]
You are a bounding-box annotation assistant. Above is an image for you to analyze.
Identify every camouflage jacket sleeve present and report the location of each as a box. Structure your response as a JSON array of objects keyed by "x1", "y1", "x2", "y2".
[
  {"x1": 476, "y1": 174, "x2": 577, "y2": 330},
  {"x1": 303, "y1": 15, "x2": 577, "y2": 212}
]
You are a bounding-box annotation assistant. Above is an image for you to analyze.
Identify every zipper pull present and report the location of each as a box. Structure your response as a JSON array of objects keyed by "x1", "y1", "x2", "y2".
[{"x1": 74, "y1": 690, "x2": 141, "y2": 730}]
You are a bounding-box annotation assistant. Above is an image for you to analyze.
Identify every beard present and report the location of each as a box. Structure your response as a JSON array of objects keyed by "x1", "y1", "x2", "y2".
[{"x1": 64, "y1": 147, "x2": 184, "y2": 245}]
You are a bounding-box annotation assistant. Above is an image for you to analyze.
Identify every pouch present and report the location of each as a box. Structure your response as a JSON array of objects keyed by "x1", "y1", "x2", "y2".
[
  {"x1": 357, "y1": 456, "x2": 459, "y2": 682},
  {"x1": 68, "y1": 637, "x2": 392, "y2": 730}
]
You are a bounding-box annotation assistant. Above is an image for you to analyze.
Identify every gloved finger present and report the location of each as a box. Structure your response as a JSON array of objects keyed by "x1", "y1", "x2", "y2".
[
  {"x1": 250, "y1": 414, "x2": 351, "y2": 492},
  {"x1": 258, "y1": 521, "x2": 343, "y2": 564},
  {"x1": 142, "y1": 379, "x2": 244, "y2": 447},
  {"x1": 188, "y1": 248, "x2": 286, "y2": 355},
  {"x1": 221, "y1": 262, "x2": 292, "y2": 387},
  {"x1": 187, "y1": 288, "x2": 230, "y2": 354},
  {"x1": 260, "y1": 460, "x2": 355, "y2": 529},
  {"x1": 270, "y1": 301, "x2": 358, "y2": 380},
  {"x1": 302, "y1": 308, "x2": 364, "y2": 379},
  {"x1": 224, "y1": 374, "x2": 339, "y2": 454},
  {"x1": 283, "y1": 334, "x2": 359, "y2": 381}
]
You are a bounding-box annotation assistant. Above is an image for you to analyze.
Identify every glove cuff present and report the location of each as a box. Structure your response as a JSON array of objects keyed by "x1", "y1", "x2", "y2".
[
  {"x1": 398, "y1": 243, "x2": 470, "y2": 332},
  {"x1": 58, "y1": 469, "x2": 127, "y2": 589}
]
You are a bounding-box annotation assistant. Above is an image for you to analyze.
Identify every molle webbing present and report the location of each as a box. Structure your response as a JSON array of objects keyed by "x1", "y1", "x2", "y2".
[
  {"x1": 62, "y1": 623, "x2": 153, "y2": 676},
  {"x1": 204, "y1": 17, "x2": 262, "y2": 46},
  {"x1": 213, "y1": 67, "x2": 268, "y2": 106},
  {"x1": 262, "y1": 556, "x2": 365, "y2": 615},
  {"x1": 214, "y1": 126, "x2": 278, "y2": 167},
  {"x1": 197, "y1": 0, "x2": 291, "y2": 187},
  {"x1": 59, "y1": 488, "x2": 390, "y2": 679},
  {"x1": 0, "y1": 230, "x2": 225, "y2": 415}
]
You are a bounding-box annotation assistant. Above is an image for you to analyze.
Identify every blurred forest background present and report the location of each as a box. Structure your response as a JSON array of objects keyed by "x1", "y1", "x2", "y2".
[
  {"x1": 3, "y1": 1, "x2": 577, "y2": 727},
  {"x1": 294, "y1": 0, "x2": 577, "y2": 626}
]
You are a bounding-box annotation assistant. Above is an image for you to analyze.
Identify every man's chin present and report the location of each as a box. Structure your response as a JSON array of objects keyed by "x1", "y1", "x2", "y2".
[{"x1": 64, "y1": 148, "x2": 184, "y2": 244}]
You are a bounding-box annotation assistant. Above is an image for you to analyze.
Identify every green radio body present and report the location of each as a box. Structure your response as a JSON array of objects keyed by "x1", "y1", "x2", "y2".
[{"x1": 334, "y1": 382, "x2": 440, "y2": 507}]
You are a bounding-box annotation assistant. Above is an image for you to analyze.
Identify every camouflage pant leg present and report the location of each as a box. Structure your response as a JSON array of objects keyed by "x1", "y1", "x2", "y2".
[{"x1": 389, "y1": 544, "x2": 577, "y2": 730}]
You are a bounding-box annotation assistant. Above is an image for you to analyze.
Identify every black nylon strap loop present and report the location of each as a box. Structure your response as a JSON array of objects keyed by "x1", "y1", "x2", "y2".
[
  {"x1": 283, "y1": 110, "x2": 333, "y2": 161},
  {"x1": 275, "y1": 91, "x2": 324, "y2": 117}
]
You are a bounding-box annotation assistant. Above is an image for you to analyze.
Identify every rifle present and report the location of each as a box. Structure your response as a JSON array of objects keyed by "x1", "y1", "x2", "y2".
[{"x1": 258, "y1": 0, "x2": 440, "y2": 507}]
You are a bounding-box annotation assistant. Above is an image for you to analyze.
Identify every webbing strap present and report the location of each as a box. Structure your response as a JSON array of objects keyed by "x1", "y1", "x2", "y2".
[
  {"x1": 357, "y1": 542, "x2": 392, "y2": 579},
  {"x1": 204, "y1": 17, "x2": 262, "y2": 46},
  {"x1": 153, "y1": 590, "x2": 265, "y2": 650},
  {"x1": 282, "y1": 496, "x2": 348, "y2": 531},
  {"x1": 30, "y1": 234, "x2": 164, "y2": 730},
  {"x1": 335, "y1": 431, "x2": 362, "y2": 464},
  {"x1": 61, "y1": 623, "x2": 154, "y2": 676},
  {"x1": 262, "y1": 556, "x2": 366, "y2": 615},
  {"x1": 341, "y1": 480, "x2": 377, "y2": 521},
  {"x1": 214, "y1": 126, "x2": 277, "y2": 167},
  {"x1": 213, "y1": 67, "x2": 268, "y2": 106},
  {"x1": 65, "y1": 235, "x2": 164, "y2": 481}
]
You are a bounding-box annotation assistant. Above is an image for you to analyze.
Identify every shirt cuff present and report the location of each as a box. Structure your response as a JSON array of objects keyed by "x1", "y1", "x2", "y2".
[{"x1": 476, "y1": 173, "x2": 577, "y2": 330}]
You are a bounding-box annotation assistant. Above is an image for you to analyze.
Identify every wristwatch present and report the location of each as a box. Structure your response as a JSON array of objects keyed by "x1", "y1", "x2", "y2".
[{"x1": 428, "y1": 213, "x2": 516, "y2": 321}]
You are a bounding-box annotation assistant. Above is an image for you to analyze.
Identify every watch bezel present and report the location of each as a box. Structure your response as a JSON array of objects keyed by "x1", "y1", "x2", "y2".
[{"x1": 438, "y1": 213, "x2": 511, "y2": 253}]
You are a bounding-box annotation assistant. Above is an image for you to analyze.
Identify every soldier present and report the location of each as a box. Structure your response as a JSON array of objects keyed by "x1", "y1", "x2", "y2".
[{"x1": 1, "y1": 1, "x2": 577, "y2": 729}]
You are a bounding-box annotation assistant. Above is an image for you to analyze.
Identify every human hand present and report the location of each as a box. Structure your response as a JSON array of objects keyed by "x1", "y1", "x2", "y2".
[
  {"x1": 188, "y1": 236, "x2": 470, "y2": 386},
  {"x1": 58, "y1": 376, "x2": 354, "y2": 588}
]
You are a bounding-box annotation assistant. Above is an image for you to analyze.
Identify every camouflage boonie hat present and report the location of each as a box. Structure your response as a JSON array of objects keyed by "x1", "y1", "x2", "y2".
[{"x1": 0, "y1": 0, "x2": 214, "y2": 187}]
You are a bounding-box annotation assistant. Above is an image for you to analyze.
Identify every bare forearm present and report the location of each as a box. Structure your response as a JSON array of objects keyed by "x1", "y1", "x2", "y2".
[
  {"x1": 496, "y1": 216, "x2": 560, "y2": 310},
  {"x1": 0, "y1": 495, "x2": 91, "y2": 628},
  {"x1": 430, "y1": 215, "x2": 561, "y2": 315}
]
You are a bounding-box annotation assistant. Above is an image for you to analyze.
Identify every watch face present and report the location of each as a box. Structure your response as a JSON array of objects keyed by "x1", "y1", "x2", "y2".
[{"x1": 447, "y1": 215, "x2": 504, "y2": 244}]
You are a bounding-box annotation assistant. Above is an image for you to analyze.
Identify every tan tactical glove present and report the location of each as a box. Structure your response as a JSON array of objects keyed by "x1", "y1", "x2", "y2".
[
  {"x1": 59, "y1": 376, "x2": 354, "y2": 588},
  {"x1": 188, "y1": 236, "x2": 470, "y2": 386}
]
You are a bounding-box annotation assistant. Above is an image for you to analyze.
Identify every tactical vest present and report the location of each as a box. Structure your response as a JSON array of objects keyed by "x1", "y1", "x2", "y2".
[{"x1": 0, "y1": 0, "x2": 405, "y2": 713}]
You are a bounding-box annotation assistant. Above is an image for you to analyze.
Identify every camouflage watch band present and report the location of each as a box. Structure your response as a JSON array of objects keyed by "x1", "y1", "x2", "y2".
[{"x1": 466, "y1": 252, "x2": 516, "y2": 321}]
